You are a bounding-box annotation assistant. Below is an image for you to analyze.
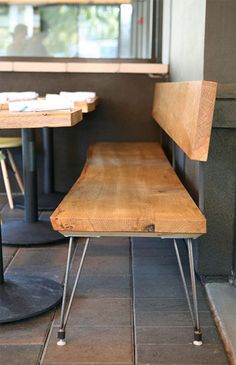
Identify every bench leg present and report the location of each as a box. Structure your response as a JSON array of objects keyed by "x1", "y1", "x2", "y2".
[
  {"x1": 57, "y1": 237, "x2": 90, "y2": 346},
  {"x1": 173, "y1": 238, "x2": 202, "y2": 346}
]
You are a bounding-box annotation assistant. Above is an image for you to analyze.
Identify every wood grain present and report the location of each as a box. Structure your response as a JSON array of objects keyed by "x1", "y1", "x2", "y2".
[
  {"x1": 152, "y1": 81, "x2": 217, "y2": 161},
  {"x1": 51, "y1": 142, "x2": 206, "y2": 237},
  {"x1": 0, "y1": 108, "x2": 83, "y2": 129}
]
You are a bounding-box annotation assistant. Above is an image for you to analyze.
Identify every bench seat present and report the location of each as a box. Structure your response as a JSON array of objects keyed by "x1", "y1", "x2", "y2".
[{"x1": 50, "y1": 142, "x2": 206, "y2": 238}]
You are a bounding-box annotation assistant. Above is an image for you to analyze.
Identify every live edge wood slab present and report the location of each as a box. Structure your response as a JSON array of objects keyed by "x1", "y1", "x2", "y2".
[
  {"x1": 0, "y1": 108, "x2": 83, "y2": 129},
  {"x1": 51, "y1": 142, "x2": 206, "y2": 238}
]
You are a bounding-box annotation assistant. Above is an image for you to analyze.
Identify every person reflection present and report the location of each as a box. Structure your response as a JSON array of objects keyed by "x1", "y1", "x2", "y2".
[
  {"x1": 7, "y1": 24, "x2": 28, "y2": 56},
  {"x1": 24, "y1": 20, "x2": 49, "y2": 57}
]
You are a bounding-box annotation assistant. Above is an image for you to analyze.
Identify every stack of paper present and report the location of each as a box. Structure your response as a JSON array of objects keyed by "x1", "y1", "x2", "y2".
[
  {"x1": 9, "y1": 99, "x2": 72, "y2": 112},
  {"x1": 59, "y1": 91, "x2": 96, "y2": 102},
  {"x1": 0, "y1": 91, "x2": 39, "y2": 102}
]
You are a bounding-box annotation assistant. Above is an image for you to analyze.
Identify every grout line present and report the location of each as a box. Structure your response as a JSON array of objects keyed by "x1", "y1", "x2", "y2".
[
  {"x1": 4, "y1": 246, "x2": 21, "y2": 273},
  {"x1": 38, "y1": 310, "x2": 57, "y2": 365},
  {"x1": 130, "y1": 237, "x2": 137, "y2": 365}
]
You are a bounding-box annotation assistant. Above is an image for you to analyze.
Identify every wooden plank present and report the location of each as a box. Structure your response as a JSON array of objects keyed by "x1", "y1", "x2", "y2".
[
  {"x1": 0, "y1": 108, "x2": 82, "y2": 129},
  {"x1": 152, "y1": 81, "x2": 217, "y2": 161},
  {"x1": 51, "y1": 142, "x2": 206, "y2": 237}
]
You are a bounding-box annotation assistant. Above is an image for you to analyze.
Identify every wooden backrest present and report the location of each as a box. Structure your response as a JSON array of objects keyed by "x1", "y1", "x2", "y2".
[{"x1": 152, "y1": 81, "x2": 217, "y2": 161}]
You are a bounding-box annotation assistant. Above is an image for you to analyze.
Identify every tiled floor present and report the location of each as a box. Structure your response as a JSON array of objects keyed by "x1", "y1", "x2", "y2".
[{"x1": 0, "y1": 197, "x2": 230, "y2": 365}]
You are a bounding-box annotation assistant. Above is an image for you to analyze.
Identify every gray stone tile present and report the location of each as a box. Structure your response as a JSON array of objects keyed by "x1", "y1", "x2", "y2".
[
  {"x1": 71, "y1": 275, "x2": 131, "y2": 298},
  {"x1": 136, "y1": 344, "x2": 229, "y2": 364},
  {"x1": 136, "y1": 326, "x2": 220, "y2": 345},
  {"x1": 6, "y1": 245, "x2": 68, "y2": 283},
  {"x1": 84, "y1": 236, "x2": 130, "y2": 257},
  {"x1": 133, "y1": 257, "x2": 189, "y2": 276},
  {"x1": 43, "y1": 327, "x2": 133, "y2": 364},
  {"x1": 132, "y1": 237, "x2": 174, "y2": 249},
  {"x1": 135, "y1": 310, "x2": 214, "y2": 327},
  {"x1": 80, "y1": 256, "x2": 130, "y2": 276},
  {"x1": 54, "y1": 298, "x2": 132, "y2": 326},
  {"x1": 135, "y1": 298, "x2": 209, "y2": 312},
  {"x1": 133, "y1": 256, "x2": 189, "y2": 274},
  {"x1": 2, "y1": 246, "x2": 18, "y2": 269},
  {"x1": 0, "y1": 344, "x2": 42, "y2": 365},
  {"x1": 133, "y1": 247, "x2": 187, "y2": 257},
  {"x1": 1, "y1": 204, "x2": 24, "y2": 221},
  {"x1": 0, "y1": 312, "x2": 54, "y2": 345},
  {"x1": 132, "y1": 237, "x2": 186, "y2": 251},
  {"x1": 133, "y1": 274, "x2": 204, "y2": 299},
  {"x1": 0, "y1": 194, "x2": 7, "y2": 209}
]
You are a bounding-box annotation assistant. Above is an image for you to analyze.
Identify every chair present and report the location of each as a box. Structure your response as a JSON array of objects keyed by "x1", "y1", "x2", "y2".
[{"x1": 0, "y1": 137, "x2": 24, "y2": 209}]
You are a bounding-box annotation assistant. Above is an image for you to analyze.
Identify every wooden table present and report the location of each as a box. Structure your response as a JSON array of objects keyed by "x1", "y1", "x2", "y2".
[
  {"x1": 0, "y1": 108, "x2": 82, "y2": 323},
  {"x1": 37, "y1": 97, "x2": 99, "y2": 211},
  {"x1": 0, "y1": 108, "x2": 82, "y2": 245}
]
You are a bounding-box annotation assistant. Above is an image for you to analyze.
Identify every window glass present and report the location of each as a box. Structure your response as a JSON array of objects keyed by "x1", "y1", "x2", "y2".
[{"x1": 0, "y1": 0, "x2": 158, "y2": 59}]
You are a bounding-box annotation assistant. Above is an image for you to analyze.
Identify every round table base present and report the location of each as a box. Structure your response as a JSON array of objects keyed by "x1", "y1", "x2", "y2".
[
  {"x1": 0, "y1": 275, "x2": 62, "y2": 323},
  {"x1": 14, "y1": 192, "x2": 65, "y2": 211},
  {"x1": 2, "y1": 220, "x2": 64, "y2": 246}
]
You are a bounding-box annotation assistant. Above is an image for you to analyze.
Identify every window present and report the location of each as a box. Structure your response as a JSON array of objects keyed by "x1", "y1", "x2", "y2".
[{"x1": 0, "y1": 0, "x2": 161, "y2": 59}]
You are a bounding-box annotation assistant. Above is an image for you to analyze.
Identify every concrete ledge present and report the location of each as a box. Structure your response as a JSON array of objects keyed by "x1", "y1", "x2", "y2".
[{"x1": 206, "y1": 282, "x2": 236, "y2": 365}]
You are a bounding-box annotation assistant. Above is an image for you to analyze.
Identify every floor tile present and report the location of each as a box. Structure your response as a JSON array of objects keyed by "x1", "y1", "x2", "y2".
[
  {"x1": 132, "y1": 258, "x2": 189, "y2": 276},
  {"x1": 88, "y1": 237, "x2": 130, "y2": 254},
  {"x1": 0, "y1": 312, "x2": 54, "y2": 345},
  {"x1": 43, "y1": 327, "x2": 133, "y2": 364},
  {"x1": 132, "y1": 247, "x2": 187, "y2": 257},
  {"x1": 0, "y1": 344, "x2": 42, "y2": 365},
  {"x1": 54, "y1": 298, "x2": 132, "y2": 326},
  {"x1": 135, "y1": 298, "x2": 209, "y2": 312},
  {"x1": 71, "y1": 275, "x2": 131, "y2": 298},
  {"x1": 133, "y1": 274, "x2": 204, "y2": 299},
  {"x1": 81, "y1": 256, "x2": 130, "y2": 276},
  {"x1": 136, "y1": 344, "x2": 229, "y2": 364},
  {"x1": 6, "y1": 245, "x2": 68, "y2": 282},
  {"x1": 135, "y1": 310, "x2": 214, "y2": 327},
  {"x1": 1, "y1": 204, "x2": 24, "y2": 221},
  {"x1": 136, "y1": 326, "x2": 220, "y2": 345}
]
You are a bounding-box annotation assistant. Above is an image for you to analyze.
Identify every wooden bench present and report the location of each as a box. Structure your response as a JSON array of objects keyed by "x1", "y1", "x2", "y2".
[{"x1": 50, "y1": 80, "x2": 217, "y2": 347}]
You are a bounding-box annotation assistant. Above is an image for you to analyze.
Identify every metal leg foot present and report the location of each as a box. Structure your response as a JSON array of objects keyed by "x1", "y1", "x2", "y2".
[
  {"x1": 174, "y1": 239, "x2": 203, "y2": 345},
  {"x1": 57, "y1": 237, "x2": 90, "y2": 345},
  {"x1": 57, "y1": 329, "x2": 66, "y2": 346},
  {"x1": 193, "y1": 329, "x2": 203, "y2": 346}
]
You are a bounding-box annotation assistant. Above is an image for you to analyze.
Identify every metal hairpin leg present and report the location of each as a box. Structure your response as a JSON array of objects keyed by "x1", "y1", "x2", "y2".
[
  {"x1": 173, "y1": 238, "x2": 202, "y2": 346},
  {"x1": 57, "y1": 237, "x2": 90, "y2": 346}
]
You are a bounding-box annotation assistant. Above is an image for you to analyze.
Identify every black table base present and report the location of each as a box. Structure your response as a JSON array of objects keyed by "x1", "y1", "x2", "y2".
[
  {"x1": 2, "y1": 220, "x2": 63, "y2": 246},
  {"x1": 14, "y1": 192, "x2": 65, "y2": 211},
  {"x1": 0, "y1": 275, "x2": 62, "y2": 323}
]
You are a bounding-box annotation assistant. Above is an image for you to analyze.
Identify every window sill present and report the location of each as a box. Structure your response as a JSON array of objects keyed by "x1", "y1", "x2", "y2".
[{"x1": 0, "y1": 61, "x2": 168, "y2": 74}]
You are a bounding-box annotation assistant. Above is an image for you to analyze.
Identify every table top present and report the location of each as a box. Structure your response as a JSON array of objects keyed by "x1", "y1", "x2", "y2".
[{"x1": 0, "y1": 108, "x2": 83, "y2": 129}]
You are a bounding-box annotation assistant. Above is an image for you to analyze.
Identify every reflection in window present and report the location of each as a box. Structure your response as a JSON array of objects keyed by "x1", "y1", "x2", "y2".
[{"x1": 0, "y1": 1, "x2": 157, "y2": 59}]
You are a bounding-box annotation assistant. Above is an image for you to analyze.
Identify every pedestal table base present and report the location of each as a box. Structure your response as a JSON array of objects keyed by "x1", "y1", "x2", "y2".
[{"x1": 0, "y1": 275, "x2": 62, "y2": 323}]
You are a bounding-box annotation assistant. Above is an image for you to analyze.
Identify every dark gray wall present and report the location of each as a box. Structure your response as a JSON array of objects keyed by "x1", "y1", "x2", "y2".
[
  {"x1": 204, "y1": 0, "x2": 236, "y2": 83},
  {"x1": 0, "y1": 72, "x2": 161, "y2": 192},
  {"x1": 164, "y1": 0, "x2": 236, "y2": 277}
]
